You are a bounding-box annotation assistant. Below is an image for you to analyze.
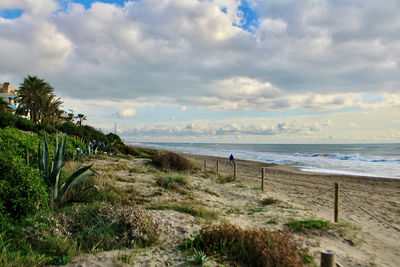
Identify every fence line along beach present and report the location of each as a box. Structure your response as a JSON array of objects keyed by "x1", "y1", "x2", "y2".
[{"x1": 133, "y1": 142, "x2": 400, "y2": 266}]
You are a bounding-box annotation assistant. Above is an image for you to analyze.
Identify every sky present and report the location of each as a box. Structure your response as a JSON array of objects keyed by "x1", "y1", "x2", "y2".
[{"x1": 0, "y1": 0, "x2": 399, "y2": 144}]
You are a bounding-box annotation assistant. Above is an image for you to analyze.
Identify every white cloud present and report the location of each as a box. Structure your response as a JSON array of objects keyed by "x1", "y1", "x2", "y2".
[
  {"x1": 1, "y1": 0, "x2": 400, "y2": 142},
  {"x1": 118, "y1": 108, "x2": 136, "y2": 118}
]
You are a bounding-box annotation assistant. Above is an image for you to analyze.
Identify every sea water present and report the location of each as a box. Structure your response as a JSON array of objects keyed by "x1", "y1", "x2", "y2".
[{"x1": 131, "y1": 143, "x2": 400, "y2": 179}]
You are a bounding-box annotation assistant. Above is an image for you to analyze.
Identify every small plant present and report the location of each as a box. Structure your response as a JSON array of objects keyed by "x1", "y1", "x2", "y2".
[
  {"x1": 156, "y1": 175, "x2": 189, "y2": 192},
  {"x1": 217, "y1": 174, "x2": 235, "y2": 184},
  {"x1": 247, "y1": 207, "x2": 263, "y2": 215},
  {"x1": 235, "y1": 181, "x2": 247, "y2": 188},
  {"x1": 38, "y1": 133, "x2": 95, "y2": 206},
  {"x1": 267, "y1": 218, "x2": 279, "y2": 224},
  {"x1": 226, "y1": 208, "x2": 244, "y2": 215},
  {"x1": 115, "y1": 253, "x2": 136, "y2": 265},
  {"x1": 285, "y1": 219, "x2": 330, "y2": 231},
  {"x1": 261, "y1": 197, "x2": 278, "y2": 205},
  {"x1": 129, "y1": 166, "x2": 146, "y2": 173},
  {"x1": 191, "y1": 248, "x2": 209, "y2": 265},
  {"x1": 174, "y1": 204, "x2": 219, "y2": 220}
]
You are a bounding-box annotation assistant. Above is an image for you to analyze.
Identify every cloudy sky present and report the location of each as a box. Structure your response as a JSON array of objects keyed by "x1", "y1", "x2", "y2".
[{"x1": 1, "y1": 0, "x2": 399, "y2": 143}]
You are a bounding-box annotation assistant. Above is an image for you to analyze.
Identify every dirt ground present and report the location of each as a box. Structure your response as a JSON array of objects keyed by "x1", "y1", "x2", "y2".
[{"x1": 62, "y1": 153, "x2": 400, "y2": 267}]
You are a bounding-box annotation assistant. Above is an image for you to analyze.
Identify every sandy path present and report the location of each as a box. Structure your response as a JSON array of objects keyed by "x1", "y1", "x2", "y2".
[{"x1": 62, "y1": 154, "x2": 400, "y2": 267}]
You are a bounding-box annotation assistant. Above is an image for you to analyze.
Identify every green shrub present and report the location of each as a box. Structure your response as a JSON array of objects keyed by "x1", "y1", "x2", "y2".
[
  {"x1": 36, "y1": 123, "x2": 57, "y2": 133},
  {"x1": 14, "y1": 116, "x2": 36, "y2": 132},
  {"x1": 181, "y1": 224, "x2": 307, "y2": 267},
  {"x1": 285, "y1": 220, "x2": 330, "y2": 231},
  {"x1": 0, "y1": 127, "x2": 40, "y2": 164},
  {"x1": 57, "y1": 202, "x2": 160, "y2": 250},
  {"x1": 156, "y1": 175, "x2": 189, "y2": 190},
  {"x1": 106, "y1": 133, "x2": 124, "y2": 146},
  {"x1": 0, "y1": 151, "x2": 48, "y2": 219},
  {"x1": 152, "y1": 151, "x2": 196, "y2": 171},
  {"x1": 174, "y1": 204, "x2": 219, "y2": 220},
  {"x1": 0, "y1": 227, "x2": 48, "y2": 267},
  {"x1": 0, "y1": 112, "x2": 16, "y2": 128},
  {"x1": 0, "y1": 127, "x2": 85, "y2": 166}
]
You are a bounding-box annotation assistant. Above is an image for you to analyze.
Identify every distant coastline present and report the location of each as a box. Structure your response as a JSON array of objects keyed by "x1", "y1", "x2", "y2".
[{"x1": 131, "y1": 142, "x2": 400, "y2": 179}]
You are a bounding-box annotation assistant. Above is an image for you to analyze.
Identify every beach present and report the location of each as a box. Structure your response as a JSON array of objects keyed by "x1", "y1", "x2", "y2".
[
  {"x1": 187, "y1": 153, "x2": 400, "y2": 266},
  {"x1": 63, "y1": 151, "x2": 400, "y2": 267}
]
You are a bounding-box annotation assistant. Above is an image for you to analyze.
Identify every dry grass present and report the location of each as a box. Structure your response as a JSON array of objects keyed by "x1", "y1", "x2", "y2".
[
  {"x1": 181, "y1": 223, "x2": 308, "y2": 267},
  {"x1": 152, "y1": 152, "x2": 198, "y2": 171}
]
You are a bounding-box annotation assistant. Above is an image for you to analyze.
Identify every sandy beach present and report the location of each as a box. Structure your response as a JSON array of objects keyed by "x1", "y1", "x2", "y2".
[{"x1": 63, "y1": 152, "x2": 400, "y2": 267}]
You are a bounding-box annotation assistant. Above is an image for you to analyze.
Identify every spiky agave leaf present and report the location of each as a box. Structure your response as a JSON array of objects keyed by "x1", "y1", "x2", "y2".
[
  {"x1": 38, "y1": 132, "x2": 51, "y2": 186},
  {"x1": 49, "y1": 134, "x2": 66, "y2": 186},
  {"x1": 57, "y1": 163, "x2": 95, "y2": 202}
]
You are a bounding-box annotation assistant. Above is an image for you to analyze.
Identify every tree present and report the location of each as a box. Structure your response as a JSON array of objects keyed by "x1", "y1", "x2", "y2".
[
  {"x1": 76, "y1": 113, "x2": 87, "y2": 126},
  {"x1": 18, "y1": 75, "x2": 62, "y2": 124},
  {"x1": 38, "y1": 94, "x2": 63, "y2": 125},
  {"x1": 65, "y1": 109, "x2": 75, "y2": 123},
  {"x1": 0, "y1": 97, "x2": 9, "y2": 113}
]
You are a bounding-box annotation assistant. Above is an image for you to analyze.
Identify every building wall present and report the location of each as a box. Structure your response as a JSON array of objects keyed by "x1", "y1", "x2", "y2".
[{"x1": 0, "y1": 82, "x2": 19, "y2": 113}]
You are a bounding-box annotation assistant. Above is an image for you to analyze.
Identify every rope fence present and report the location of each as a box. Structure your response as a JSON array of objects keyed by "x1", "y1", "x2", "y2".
[
  {"x1": 198, "y1": 159, "x2": 400, "y2": 231},
  {"x1": 340, "y1": 188, "x2": 400, "y2": 231},
  {"x1": 267, "y1": 172, "x2": 334, "y2": 199}
]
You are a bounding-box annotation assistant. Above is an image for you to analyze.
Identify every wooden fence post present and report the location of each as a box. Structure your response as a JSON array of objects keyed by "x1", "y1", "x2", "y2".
[
  {"x1": 204, "y1": 160, "x2": 207, "y2": 172},
  {"x1": 216, "y1": 160, "x2": 219, "y2": 174},
  {"x1": 321, "y1": 250, "x2": 335, "y2": 267},
  {"x1": 261, "y1": 167, "x2": 265, "y2": 191},
  {"x1": 334, "y1": 183, "x2": 339, "y2": 223},
  {"x1": 233, "y1": 161, "x2": 237, "y2": 180}
]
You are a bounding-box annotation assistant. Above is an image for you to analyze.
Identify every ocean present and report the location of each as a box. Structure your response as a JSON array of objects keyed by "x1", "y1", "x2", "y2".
[{"x1": 130, "y1": 142, "x2": 400, "y2": 179}]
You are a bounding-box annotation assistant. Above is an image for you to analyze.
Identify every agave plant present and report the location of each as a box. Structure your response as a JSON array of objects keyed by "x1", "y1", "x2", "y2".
[{"x1": 38, "y1": 132, "x2": 95, "y2": 206}]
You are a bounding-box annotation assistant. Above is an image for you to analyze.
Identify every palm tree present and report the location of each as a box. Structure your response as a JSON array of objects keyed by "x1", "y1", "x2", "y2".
[
  {"x1": 38, "y1": 94, "x2": 64, "y2": 125},
  {"x1": 76, "y1": 113, "x2": 87, "y2": 126},
  {"x1": 18, "y1": 75, "x2": 57, "y2": 123},
  {"x1": 65, "y1": 109, "x2": 75, "y2": 123}
]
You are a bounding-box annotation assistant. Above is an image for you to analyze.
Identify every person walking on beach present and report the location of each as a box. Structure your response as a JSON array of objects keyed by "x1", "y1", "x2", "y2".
[{"x1": 229, "y1": 154, "x2": 235, "y2": 166}]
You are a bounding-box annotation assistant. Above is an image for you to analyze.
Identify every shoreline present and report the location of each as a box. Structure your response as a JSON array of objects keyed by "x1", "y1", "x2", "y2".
[
  {"x1": 130, "y1": 143, "x2": 400, "y2": 180},
  {"x1": 133, "y1": 144, "x2": 400, "y2": 182},
  {"x1": 128, "y1": 145, "x2": 400, "y2": 266}
]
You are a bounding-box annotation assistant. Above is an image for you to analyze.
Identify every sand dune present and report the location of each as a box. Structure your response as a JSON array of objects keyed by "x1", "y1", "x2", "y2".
[{"x1": 62, "y1": 153, "x2": 400, "y2": 267}]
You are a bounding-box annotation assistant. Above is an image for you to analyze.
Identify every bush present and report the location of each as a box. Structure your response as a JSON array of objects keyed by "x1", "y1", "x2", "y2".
[
  {"x1": 15, "y1": 117, "x2": 36, "y2": 132},
  {"x1": 0, "y1": 127, "x2": 40, "y2": 165},
  {"x1": 285, "y1": 220, "x2": 330, "y2": 231},
  {"x1": 0, "y1": 112, "x2": 16, "y2": 128},
  {"x1": 181, "y1": 224, "x2": 307, "y2": 267},
  {"x1": 0, "y1": 151, "x2": 48, "y2": 220},
  {"x1": 106, "y1": 133, "x2": 124, "y2": 146},
  {"x1": 56, "y1": 202, "x2": 160, "y2": 250},
  {"x1": 36, "y1": 123, "x2": 57, "y2": 133},
  {"x1": 156, "y1": 175, "x2": 189, "y2": 191},
  {"x1": 152, "y1": 151, "x2": 196, "y2": 171}
]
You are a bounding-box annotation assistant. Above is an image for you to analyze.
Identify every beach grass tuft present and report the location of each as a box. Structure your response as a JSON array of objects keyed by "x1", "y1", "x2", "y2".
[
  {"x1": 152, "y1": 151, "x2": 198, "y2": 171},
  {"x1": 180, "y1": 223, "x2": 308, "y2": 267},
  {"x1": 285, "y1": 219, "x2": 331, "y2": 231}
]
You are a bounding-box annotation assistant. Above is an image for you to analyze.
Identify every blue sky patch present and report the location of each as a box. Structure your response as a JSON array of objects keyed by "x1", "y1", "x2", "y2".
[
  {"x1": 236, "y1": 0, "x2": 259, "y2": 32},
  {"x1": 58, "y1": 0, "x2": 128, "y2": 9},
  {"x1": 0, "y1": 9, "x2": 23, "y2": 19}
]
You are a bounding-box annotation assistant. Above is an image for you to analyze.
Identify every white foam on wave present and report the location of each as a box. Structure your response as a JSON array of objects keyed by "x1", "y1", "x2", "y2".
[{"x1": 132, "y1": 143, "x2": 400, "y2": 179}]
